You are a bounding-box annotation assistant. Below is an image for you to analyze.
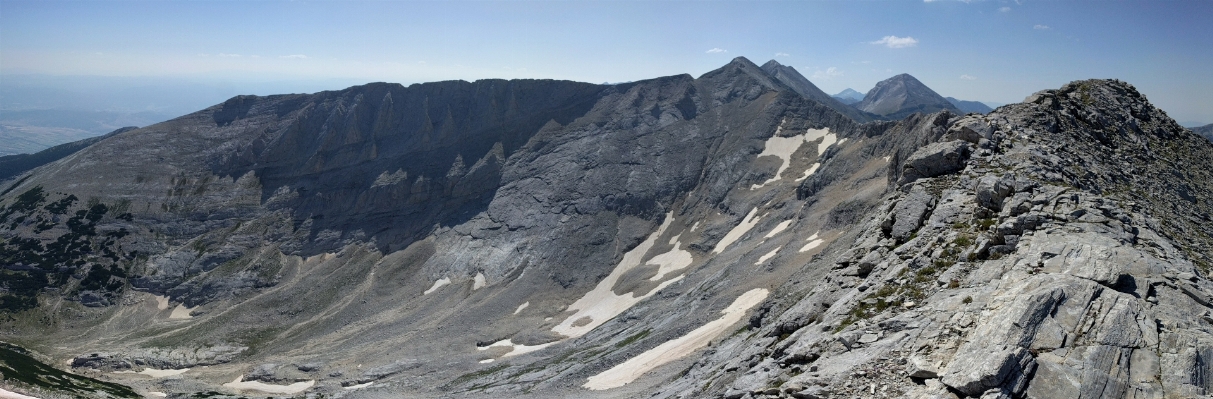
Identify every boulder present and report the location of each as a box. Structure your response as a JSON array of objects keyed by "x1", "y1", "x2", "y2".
[
  {"x1": 941, "y1": 346, "x2": 1037, "y2": 397},
  {"x1": 976, "y1": 175, "x2": 1015, "y2": 211},
  {"x1": 945, "y1": 116, "x2": 994, "y2": 144},
  {"x1": 907, "y1": 356, "x2": 940, "y2": 379},
  {"x1": 900, "y1": 140, "x2": 971, "y2": 184},
  {"x1": 886, "y1": 185, "x2": 937, "y2": 241}
]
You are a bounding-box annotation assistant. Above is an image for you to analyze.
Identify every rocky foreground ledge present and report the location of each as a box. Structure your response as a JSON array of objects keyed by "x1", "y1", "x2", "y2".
[{"x1": 648, "y1": 80, "x2": 1213, "y2": 399}]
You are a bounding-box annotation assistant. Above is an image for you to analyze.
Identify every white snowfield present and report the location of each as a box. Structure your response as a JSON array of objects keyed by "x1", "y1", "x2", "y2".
[
  {"x1": 799, "y1": 232, "x2": 824, "y2": 252},
  {"x1": 764, "y1": 220, "x2": 793, "y2": 238},
  {"x1": 751, "y1": 127, "x2": 836, "y2": 190},
  {"x1": 583, "y1": 288, "x2": 771, "y2": 390},
  {"x1": 476, "y1": 339, "x2": 558, "y2": 358},
  {"x1": 472, "y1": 272, "x2": 487, "y2": 290},
  {"x1": 552, "y1": 212, "x2": 686, "y2": 339},
  {"x1": 153, "y1": 295, "x2": 170, "y2": 310},
  {"x1": 169, "y1": 303, "x2": 196, "y2": 319},
  {"x1": 797, "y1": 163, "x2": 821, "y2": 181},
  {"x1": 514, "y1": 301, "x2": 530, "y2": 315},
  {"x1": 713, "y1": 208, "x2": 761, "y2": 254},
  {"x1": 0, "y1": 388, "x2": 40, "y2": 399},
  {"x1": 646, "y1": 235, "x2": 693, "y2": 281},
  {"x1": 423, "y1": 277, "x2": 451, "y2": 295},
  {"x1": 756, "y1": 246, "x2": 781, "y2": 265},
  {"x1": 222, "y1": 375, "x2": 315, "y2": 394}
]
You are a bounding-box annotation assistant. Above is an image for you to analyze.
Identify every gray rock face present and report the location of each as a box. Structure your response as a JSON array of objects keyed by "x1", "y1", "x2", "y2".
[
  {"x1": 899, "y1": 140, "x2": 971, "y2": 184},
  {"x1": 885, "y1": 185, "x2": 936, "y2": 241},
  {"x1": 857, "y1": 74, "x2": 963, "y2": 120}
]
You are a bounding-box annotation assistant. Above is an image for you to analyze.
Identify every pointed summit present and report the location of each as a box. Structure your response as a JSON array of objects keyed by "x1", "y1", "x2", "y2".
[
  {"x1": 832, "y1": 88, "x2": 865, "y2": 104},
  {"x1": 696, "y1": 56, "x2": 786, "y2": 98},
  {"x1": 758, "y1": 60, "x2": 873, "y2": 122},
  {"x1": 857, "y1": 73, "x2": 961, "y2": 120}
]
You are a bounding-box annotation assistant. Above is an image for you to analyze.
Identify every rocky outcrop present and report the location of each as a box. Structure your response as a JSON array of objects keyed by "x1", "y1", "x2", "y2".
[
  {"x1": 898, "y1": 140, "x2": 970, "y2": 184},
  {"x1": 649, "y1": 79, "x2": 1213, "y2": 399}
]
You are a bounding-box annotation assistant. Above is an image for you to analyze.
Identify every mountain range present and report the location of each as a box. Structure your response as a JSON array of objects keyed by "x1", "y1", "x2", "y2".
[
  {"x1": 945, "y1": 97, "x2": 994, "y2": 114},
  {"x1": 1193, "y1": 123, "x2": 1213, "y2": 142},
  {"x1": 1, "y1": 57, "x2": 1211, "y2": 399}
]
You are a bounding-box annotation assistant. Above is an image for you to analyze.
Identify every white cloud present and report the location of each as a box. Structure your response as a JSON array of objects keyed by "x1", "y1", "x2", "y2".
[
  {"x1": 1034, "y1": 24, "x2": 1050, "y2": 30},
  {"x1": 775, "y1": 52, "x2": 789, "y2": 57},
  {"x1": 870, "y1": 36, "x2": 918, "y2": 48},
  {"x1": 811, "y1": 67, "x2": 843, "y2": 80},
  {"x1": 999, "y1": 7, "x2": 1011, "y2": 12},
  {"x1": 217, "y1": 53, "x2": 241, "y2": 57},
  {"x1": 960, "y1": 74, "x2": 977, "y2": 80},
  {"x1": 279, "y1": 54, "x2": 308, "y2": 59},
  {"x1": 706, "y1": 48, "x2": 727, "y2": 54}
]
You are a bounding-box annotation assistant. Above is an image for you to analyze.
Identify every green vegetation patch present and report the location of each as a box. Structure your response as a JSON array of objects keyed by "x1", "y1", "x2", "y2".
[
  {"x1": 0, "y1": 342, "x2": 140, "y2": 398},
  {"x1": 615, "y1": 329, "x2": 652, "y2": 348}
]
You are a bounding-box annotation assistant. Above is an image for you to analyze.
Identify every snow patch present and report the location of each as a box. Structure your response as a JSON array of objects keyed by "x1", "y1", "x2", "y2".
[
  {"x1": 796, "y1": 163, "x2": 821, "y2": 181},
  {"x1": 149, "y1": 393, "x2": 167, "y2": 398},
  {"x1": 764, "y1": 220, "x2": 793, "y2": 238},
  {"x1": 169, "y1": 304, "x2": 196, "y2": 319},
  {"x1": 807, "y1": 128, "x2": 837, "y2": 156},
  {"x1": 223, "y1": 376, "x2": 315, "y2": 395},
  {"x1": 139, "y1": 368, "x2": 188, "y2": 377},
  {"x1": 153, "y1": 295, "x2": 169, "y2": 310},
  {"x1": 472, "y1": 272, "x2": 486, "y2": 290},
  {"x1": 479, "y1": 359, "x2": 494, "y2": 364},
  {"x1": 423, "y1": 277, "x2": 451, "y2": 295},
  {"x1": 646, "y1": 236, "x2": 693, "y2": 281},
  {"x1": 552, "y1": 213, "x2": 685, "y2": 339},
  {"x1": 583, "y1": 288, "x2": 771, "y2": 390},
  {"x1": 799, "y1": 233, "x2": 824, "y2": 252},
  {"x1": 756, "y1": 247, "x2": 781, "y2": 265},
  {"x1": 477, "y1": 339, "x2": 558, "y2": 358},
  {"x1": 750, "y1": 127, "x2": 835, "y2": 189},
  {"x1": 713, "y1": 208, "x2": 761, "y2": 254},
  {"x1": 514, "y1": 301, "x2": 529, "y2": 315},
  {"x1": 0, "y1": 388, "x2": 41, "y2": 399}
]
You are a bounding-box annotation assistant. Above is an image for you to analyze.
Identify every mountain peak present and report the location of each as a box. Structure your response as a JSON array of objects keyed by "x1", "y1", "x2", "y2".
[
  {"x1": 832, "y1": 88, "x2": 865, "y2": 104},
  {"x1": 727, "y1": 56, "x2": 759, "y2": 68},
  {"x1": 757, "y1": 61, "x2": 873, "y2": 122},
  {"x1": 857, "y1": 73, "x2": 961, "y2": 119}
]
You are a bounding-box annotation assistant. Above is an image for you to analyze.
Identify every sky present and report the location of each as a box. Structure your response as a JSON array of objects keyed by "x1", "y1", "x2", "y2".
[{"x1": 2, "y1": 0, "x2": 1211, "y2": 125}]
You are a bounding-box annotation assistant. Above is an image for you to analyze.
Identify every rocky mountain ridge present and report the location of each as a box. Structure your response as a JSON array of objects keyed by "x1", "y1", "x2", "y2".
[
  {"x1": 945, "y1": 97, "x2": 994, "y2": 114},
  {"x1": 1192, "y1": 123, "x2": 1213, "y2": 142},
  {"x1": 1, "y1": 59, "x2": 1210, "y2": 399}
]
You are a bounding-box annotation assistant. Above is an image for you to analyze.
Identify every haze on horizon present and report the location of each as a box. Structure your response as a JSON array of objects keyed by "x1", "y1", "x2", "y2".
[{"x1": 1, "y1": 0, "x2": 1211, "y2": 125}]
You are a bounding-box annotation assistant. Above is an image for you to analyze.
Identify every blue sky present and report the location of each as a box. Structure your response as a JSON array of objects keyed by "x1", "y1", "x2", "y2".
[{"x1": 2, "y1": 0, "x2": 1211, "y2": 124}]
